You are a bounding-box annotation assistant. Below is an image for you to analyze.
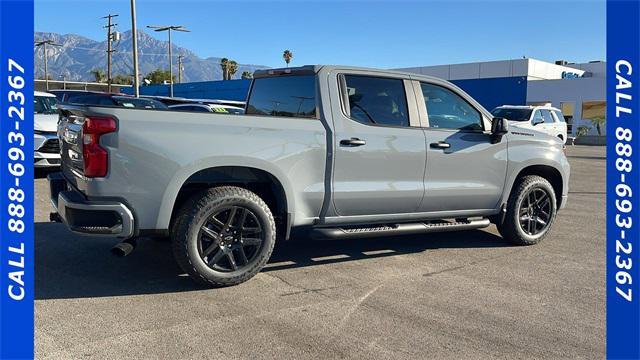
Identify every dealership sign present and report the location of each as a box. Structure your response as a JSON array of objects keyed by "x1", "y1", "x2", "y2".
[{"x1": 561, "y1": 71, "x2": 583, "y2": 79}]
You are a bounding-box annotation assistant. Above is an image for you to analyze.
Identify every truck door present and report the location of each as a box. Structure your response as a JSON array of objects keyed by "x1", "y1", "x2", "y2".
[
  {"x1": 540, "y1": 109, "x2": 559, "y2": 137},
  {"x1": 330, "y1": 73, "x2": 427, "y2": 216},
  {"x1": 416, "y1": 81, "x2": 508, "y2": 213}
]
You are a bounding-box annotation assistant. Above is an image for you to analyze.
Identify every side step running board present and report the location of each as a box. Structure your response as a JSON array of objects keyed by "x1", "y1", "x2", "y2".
[{"x1": 311, "y1": 218, "x2": 491, "y2": 240}]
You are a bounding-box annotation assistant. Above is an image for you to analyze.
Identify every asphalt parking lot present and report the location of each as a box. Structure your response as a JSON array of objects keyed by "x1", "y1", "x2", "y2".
[{"x1": 34, "y1": 145, "x2": 605, "y2": 359}]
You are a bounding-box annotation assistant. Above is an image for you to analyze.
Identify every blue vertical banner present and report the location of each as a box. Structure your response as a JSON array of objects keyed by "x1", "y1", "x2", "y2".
[
  {"x1": 0, "y1": 0, "x2": 35, "y2": 359},
  {"x1": 607, "y1": 0, "x2": 640, "y2": 359}
]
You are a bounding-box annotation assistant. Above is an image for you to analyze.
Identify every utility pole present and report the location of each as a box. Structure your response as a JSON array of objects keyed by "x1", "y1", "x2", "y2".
[
  {"x1": 102, "y1": 14, "x2": 119, "y2": 93},
  {"x1": 177, "y1": 55, "x2": 184, "y2": 83},
  {"x1": 146, "y1": 25, "x2": 190, "y2": 97},
  {"x1": 130, "y1": 0, "x2": 140, "y2": 97},
  {"x1": 34, "y1": 39, "x2": 61, "y2": 91}
]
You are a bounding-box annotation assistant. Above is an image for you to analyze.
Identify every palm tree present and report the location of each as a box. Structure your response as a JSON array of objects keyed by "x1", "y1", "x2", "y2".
[
  {"x1": 282, "y1": 50, "x2": 293, "y2": 67},
  {"x1": 241, "y1": 71, "x2": 253, "y2": 79},
  {"x1": 220, "y1": 58, "x2": 229, "y2": 80},
  {"x1": 589, "y1": 116, "x2": 605, "y2": 136},
  {"x1": 227, "y1": 60, "x2": 239, "y2": 79},
  {"x1": 90, "y1": 69, "x2": 106, "y2": 83}
]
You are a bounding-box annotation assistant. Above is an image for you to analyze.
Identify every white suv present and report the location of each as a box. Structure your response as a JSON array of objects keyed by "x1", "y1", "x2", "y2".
[{"x1": 492, "y1": 105, "x2": 568, "y2": 143}]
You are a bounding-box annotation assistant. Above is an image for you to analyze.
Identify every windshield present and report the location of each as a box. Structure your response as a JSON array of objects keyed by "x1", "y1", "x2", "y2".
[
  {"x1": 34, "y1": 95, "x2": 59, "y2": 114},
  {"x1": 491, "y1": 108, "x2": 532, "y2": 122},
  {"x1": 113, "y1": 97, "x2": 168, "y2": 109}
]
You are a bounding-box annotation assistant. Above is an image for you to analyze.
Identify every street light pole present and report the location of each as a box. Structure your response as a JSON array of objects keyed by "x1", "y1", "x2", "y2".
[
  {"x1": 168, "y1": 28, "x2": 173, "y2": 96},
  {"x1": 130, "y1": 0, "x2": 140, "y2": 97},
  {"x1": 147, "y1": 25, "x2": 190, "y2": 97}
]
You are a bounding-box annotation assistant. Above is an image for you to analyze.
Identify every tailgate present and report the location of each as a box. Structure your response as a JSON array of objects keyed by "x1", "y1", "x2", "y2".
[{"x1": 57, "y1": 106, "x2": 88, "y2": 187}]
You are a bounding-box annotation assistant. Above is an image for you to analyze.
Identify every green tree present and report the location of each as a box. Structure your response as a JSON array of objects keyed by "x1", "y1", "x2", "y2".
[
  {"x1": 241, "y1": 71, "x2": 253, "y2": 80},
  {"x1": 282, "y1": 49, "x2": 293, "y2": 67},
  {"x1": 227, "y1": 60, "x2": 239, "y2": 79},
  {"x1": 576, "y1": 125, "x2": 591, "y2": 137},
  {"x1": 112, "y1": 74, "x2": 133, "y2": 85},
  {"x1": 589, "y1": 116, "x2": 605, "y2": 136},
  {"x1": 90, "y1": 69, "x2": 106, "y2": 83},
  {"x1": 145, "y1": 69, "x2": 175, "y2": 84},
  {"x1": 220, "y1": 58, "x2": 229, "y2": 80}
]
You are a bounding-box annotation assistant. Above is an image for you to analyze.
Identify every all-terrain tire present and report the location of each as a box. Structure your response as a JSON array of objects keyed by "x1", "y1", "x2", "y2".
[
  {"x1": 501, "y1": 175, "x2": 557, "y2": 246},
  {"x1": 171, "y1": 186, "x2": 276, "y2": 287}
]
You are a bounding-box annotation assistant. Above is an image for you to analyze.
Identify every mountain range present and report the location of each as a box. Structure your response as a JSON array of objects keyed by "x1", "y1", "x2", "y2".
[{"x1": 34, "y1": 30, "x2": 269, "y2": 82}]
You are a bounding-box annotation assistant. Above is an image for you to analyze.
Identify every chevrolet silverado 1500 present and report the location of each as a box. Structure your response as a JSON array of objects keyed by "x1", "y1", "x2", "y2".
[{"x1": 49, "y1": 65, "x2": 570, "y2": 286}]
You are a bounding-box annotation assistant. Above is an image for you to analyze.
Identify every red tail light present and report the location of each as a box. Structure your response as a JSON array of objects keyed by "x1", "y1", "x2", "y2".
[{"x1": 82, "y1": 116, "x2": 117, "y2": 177}]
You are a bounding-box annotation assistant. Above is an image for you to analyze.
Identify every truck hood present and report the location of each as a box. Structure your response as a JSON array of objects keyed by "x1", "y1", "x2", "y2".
[{"x1": 34, "y1": 113, "x2": 59, "y2": 133}]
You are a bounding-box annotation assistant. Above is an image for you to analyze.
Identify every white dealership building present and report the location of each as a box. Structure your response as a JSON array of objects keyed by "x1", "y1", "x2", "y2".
[{"x1": 395, "y1": 58, "x2": 606, "y2": 136}]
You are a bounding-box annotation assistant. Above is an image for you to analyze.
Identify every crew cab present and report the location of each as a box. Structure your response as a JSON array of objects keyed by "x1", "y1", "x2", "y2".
[{"x1": 49, "y1": 65, "x2": 570, "y2": 287}]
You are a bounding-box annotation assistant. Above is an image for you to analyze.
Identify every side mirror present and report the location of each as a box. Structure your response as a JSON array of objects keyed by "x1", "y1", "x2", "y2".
[
  {"x1": 491, "y1": 117, "x2": 509, "y2": 135},
  {"x1": 532, "y1": 118, "x2": 544, "y2": 126}
]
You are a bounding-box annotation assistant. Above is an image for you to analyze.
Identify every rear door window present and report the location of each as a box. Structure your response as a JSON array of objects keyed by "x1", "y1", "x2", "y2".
[
  {"x1": 343, "y1": 75, "x2": 409, "y2": 127},
  {"x1": 246, "y1": 75, "x2": 317, "y2": 118}
]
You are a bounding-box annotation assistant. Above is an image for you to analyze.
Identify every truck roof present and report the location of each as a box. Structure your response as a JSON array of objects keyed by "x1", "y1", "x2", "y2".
[{"x1": 254, "y1": 65, "x2": 445, "y2": 83}]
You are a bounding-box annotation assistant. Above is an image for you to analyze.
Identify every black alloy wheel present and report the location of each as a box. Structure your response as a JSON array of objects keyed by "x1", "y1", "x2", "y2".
[
  {"x1": 518, "y1": 187, "x2": 552, "y2": 236},
  {"x1": 198, "y1": 206, "x2": 264, "y2": 272}
]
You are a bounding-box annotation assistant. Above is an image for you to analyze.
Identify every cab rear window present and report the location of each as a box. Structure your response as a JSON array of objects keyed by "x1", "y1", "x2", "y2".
[{"x1": 245, "y1": 75, "x2": 317, "y2": 118}]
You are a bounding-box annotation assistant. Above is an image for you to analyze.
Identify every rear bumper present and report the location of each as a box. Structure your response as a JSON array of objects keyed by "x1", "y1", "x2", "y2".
[{"x1": 48, "y1": 172, "x2": 135, "y2": 238}]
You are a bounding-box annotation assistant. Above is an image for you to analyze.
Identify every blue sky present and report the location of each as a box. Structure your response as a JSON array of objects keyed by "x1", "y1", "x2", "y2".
[{"x1": 35, "y1": 0, "x2": 605, "y2": 68}]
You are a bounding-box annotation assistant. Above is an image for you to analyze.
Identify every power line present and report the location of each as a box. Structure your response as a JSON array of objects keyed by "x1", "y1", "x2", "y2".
[
  {"x1": 34, "y1": 39, "x2": 62, "y2": 90},
  {"x1": 102, "y1": 13, "x2": 119, "y2": 92},
  {"x1": 177, "y1": 55, "x2": 184, "y2": 83}
]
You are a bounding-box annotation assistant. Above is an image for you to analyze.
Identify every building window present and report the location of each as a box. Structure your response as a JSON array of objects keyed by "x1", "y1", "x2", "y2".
[
  {"x1": 560, "y1": 102, "x2": 575, "y2": 134},
  {"x1": 581, "y1": 101, "x2": 606, "y2": 136}
]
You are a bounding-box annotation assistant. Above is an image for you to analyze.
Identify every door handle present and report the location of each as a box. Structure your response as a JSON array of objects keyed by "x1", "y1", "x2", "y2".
[
  {"x1": 340, "y1": 138, "x2": 367, "y2": 147},
  {"x1": 430, "y1": 141, "x2": 451, "y2": 149}
]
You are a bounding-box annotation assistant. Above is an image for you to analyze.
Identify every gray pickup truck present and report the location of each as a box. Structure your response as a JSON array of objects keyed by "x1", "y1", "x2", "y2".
[{"x1": 49, "y1": 65, "x2": 570, "y2": 286}]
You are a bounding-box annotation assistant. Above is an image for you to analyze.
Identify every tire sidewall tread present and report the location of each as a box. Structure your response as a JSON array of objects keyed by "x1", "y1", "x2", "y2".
[
  {"x1": 171, "y1": 186, "x2": 276, "y2": 287},
  {"x1": 502, "y1": 175, "x2": 557, "y2": 246}
]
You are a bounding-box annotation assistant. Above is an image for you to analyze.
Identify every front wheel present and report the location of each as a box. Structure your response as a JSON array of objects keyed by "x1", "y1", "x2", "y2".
[
  {"x1": 501, "y1": 175, "x2": 557, "y2": 245},
  {"x1": 172, "y1": 186, "x2": 276, "y2": 287}
]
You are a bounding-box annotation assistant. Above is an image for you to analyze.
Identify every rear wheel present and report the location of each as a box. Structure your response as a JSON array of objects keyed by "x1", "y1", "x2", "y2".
[
  {"x1": 501, "y1": 175, "x2": 557, "y2": 245},
  {"x1": 172, "y1": 186, "x2": 276, "y2": 286}
]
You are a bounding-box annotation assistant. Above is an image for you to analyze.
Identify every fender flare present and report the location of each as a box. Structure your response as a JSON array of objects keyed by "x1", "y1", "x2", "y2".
[{"x1": 155, "y1": 156, "x2": 296, "y2": 230}]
